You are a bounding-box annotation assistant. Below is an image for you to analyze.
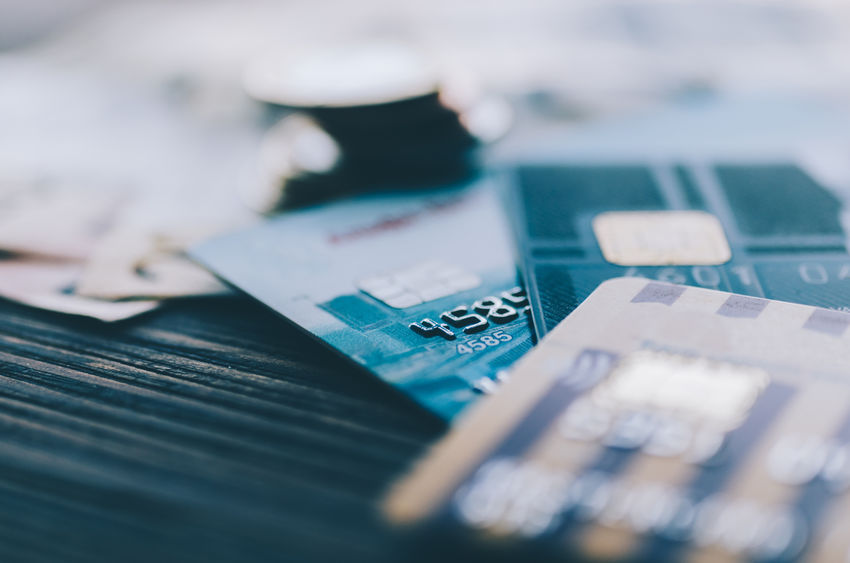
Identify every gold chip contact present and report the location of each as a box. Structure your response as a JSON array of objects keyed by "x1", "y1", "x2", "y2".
[{"x1": 592, "y1": 211, "x2": 732, "y2": 266}]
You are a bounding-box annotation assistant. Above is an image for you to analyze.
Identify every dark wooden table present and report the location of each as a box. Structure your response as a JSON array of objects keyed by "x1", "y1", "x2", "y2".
[{"x1": 0, "y1": 295, "x2": 446, "y2": 563}]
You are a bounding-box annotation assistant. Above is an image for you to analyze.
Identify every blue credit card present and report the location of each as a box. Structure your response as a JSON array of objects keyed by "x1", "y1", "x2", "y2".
[
  {"x1": 504, "y1": 161, "x2": 850, "y2": 339},
  {"x1": 190, "y1": 181, "x2": 533, "y2": 420}
]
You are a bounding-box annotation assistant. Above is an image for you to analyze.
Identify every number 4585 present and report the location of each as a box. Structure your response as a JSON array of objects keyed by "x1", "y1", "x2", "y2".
[{"x1": 456, "y1": 331, "x2": 512, "y2": 354}]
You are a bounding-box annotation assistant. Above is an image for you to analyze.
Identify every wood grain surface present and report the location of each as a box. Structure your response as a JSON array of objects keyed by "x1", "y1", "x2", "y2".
[{"x1": 0, "y1": 295, "x2": 445, "y2": 563}]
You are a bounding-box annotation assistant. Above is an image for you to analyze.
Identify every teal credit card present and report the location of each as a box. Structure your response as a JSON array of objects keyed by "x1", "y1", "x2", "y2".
[
  {"x1": 506, "y1": 161, "x2": 850, "y2": 339},
  {"x1": 190, "y1": 182, "x2": 533, "y2": 420},
  {"x1": 499, "y1": 97, "x2": 850, "y2": 340}
]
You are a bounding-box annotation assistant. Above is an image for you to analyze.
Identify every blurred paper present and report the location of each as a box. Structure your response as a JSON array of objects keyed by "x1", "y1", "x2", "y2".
[
  {"x1": 76, "y1": 225, "x2": 228, "y2": 300},
  {"x1": 0, "y1": 176, "x2": 126, "y2": 260},
  {"x1": 0, "y1": 57, "x2": 255, "y2": 304},
  {"x1": 0, "y1": 175, "x2": 160, "y2": 320},
  {"x1": 0, "y1": 257, "x2": 158, "y2": 321}
]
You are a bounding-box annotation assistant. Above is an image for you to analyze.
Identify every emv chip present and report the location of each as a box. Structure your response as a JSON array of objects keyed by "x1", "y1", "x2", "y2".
[{"x1": 592, "y1": 210, "x2": 731, "y2": 266}]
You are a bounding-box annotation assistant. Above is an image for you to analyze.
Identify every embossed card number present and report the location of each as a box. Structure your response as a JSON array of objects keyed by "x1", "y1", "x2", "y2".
[{"x1": 409, "y1": 287, "x2": 529, "y2": 341}]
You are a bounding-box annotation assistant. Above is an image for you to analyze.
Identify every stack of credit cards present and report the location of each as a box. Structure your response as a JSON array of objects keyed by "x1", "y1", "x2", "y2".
[
  {"x1": 190, "y1": 96, "x2": 850, "y2": 560},
  {"x1": 194, "y1": 158, "x2": 850, "y2": 414}
]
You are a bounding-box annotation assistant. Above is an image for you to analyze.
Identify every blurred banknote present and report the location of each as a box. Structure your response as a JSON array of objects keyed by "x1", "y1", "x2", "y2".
[
  {"x1": 0, "y1": 256, "x2": 158, "y2": 321},
  {"x1": 76, "y1": 224, "x2": 228, "y2": 300},
  {"x1": 0, "y1": 175, "x2": 160, "y2": 320},
  {"x1": 0, "y1": 52, "x2": 255, "y2": 312},
  {"x1": 0, "y1": 176, "x2": 126, "y2": 260}
]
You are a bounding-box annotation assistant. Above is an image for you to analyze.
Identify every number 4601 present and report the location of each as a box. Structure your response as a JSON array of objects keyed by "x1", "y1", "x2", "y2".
[{"x1": 456, "y1": 331, "x2": 512, "y2": 355}]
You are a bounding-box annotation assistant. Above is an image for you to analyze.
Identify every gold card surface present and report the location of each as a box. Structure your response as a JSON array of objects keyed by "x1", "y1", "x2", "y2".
[{"x1": 385, "y1": 277, "x2": 850, "y2": 562}]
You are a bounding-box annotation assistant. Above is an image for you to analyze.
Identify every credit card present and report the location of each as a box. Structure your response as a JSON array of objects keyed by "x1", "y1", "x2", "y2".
[
  {"x1": 190, "y1": 181, "x2": 533, "y2": 420},
  {"x1": 504, "y1": 161, "x2": 850, "y2": 339},
  {"x1": 385, "y1": 277, "x2": 850, "y2": 562}
]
